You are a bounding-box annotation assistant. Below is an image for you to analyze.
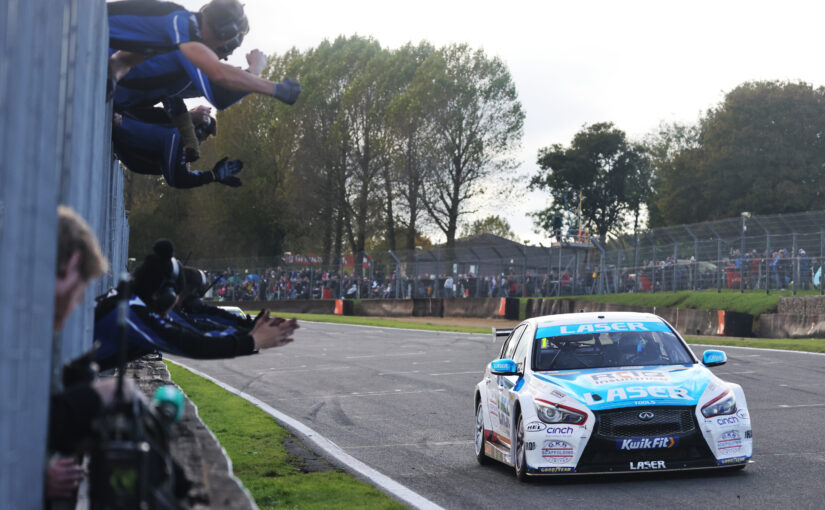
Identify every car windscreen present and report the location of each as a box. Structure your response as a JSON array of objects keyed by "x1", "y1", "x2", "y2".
[{"x1": 532, "y1": 321, "x2": 694, "y2": 371}]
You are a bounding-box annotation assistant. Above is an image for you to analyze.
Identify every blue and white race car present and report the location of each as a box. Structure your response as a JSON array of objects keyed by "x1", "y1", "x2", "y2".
[{"x1": 474, "y1": 311, "x2": 752, "y2": 479}]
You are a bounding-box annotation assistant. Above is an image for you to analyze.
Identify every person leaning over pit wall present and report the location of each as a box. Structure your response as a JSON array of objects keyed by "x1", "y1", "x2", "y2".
[
  {"x1": 107, "y1": 0, "x2": 300, "y2": 160},
  {"x1": 91, "y1": 239, "x2": 298, "y2": 372},
  {"x1": 46, "y1": 206, "x2": 148, "y2": 504},
  {"x1": 176, "y1": 266, "x2": 259, "y2": 332},
  {"x1": 113, "y1": 105, "x2": 244, "y2": 189}
]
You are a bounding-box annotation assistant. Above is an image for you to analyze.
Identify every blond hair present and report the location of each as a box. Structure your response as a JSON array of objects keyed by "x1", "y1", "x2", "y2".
[{"x1": 56, "y1": 205, "x2": 109, "y2": 281}]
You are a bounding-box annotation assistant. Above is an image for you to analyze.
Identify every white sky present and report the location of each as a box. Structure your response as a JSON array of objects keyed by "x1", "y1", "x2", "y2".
[{"x1": 175, "y1": 0, "x2": 825, "y2": 244}]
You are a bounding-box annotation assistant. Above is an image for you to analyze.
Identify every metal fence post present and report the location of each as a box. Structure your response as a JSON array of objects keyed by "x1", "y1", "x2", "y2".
[
  {"x1": 766, "y1": 235, "x2": 771, "y2": 295},
  {"x1": 792, "y1": 233, "x2": 798, "y2": 296},
  {"x1": 821, "y1": 230, "x2": 824, "y2": 296},
  {"x1": 591, "y1": 238, "x2": 606, "y2": 295},
  {"x1": 717, "y1": 239, "x2": 722, "y2": 293},
  {"x1": 574, "y1": 248, "x2": 580, "y2": 296},
  {"x1": 557, "y1": 245, "x2": 562, "y2": 297},
  {"x1": 633, "y1": 234, "x2": 640, "y2": 293}
]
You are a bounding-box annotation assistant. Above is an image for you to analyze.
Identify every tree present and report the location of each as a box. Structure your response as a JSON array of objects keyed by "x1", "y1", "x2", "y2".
[
  {"x1": 460, "y1": 215, "x2": 516, "y2": 240},
  {"x1": 419, "y1": 44, "x2": 524, "y2": 247},
  {"x1": 530, "y1": 122, "x2": 651, "y2": 242},
  {"x1": 648, "y1": 81, "x2": 825, "y2": 226}
]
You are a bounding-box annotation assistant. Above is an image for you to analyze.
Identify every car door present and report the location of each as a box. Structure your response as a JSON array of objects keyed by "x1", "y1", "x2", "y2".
[
  {"x1": 489, "y1": 324, "x2": 527, "y2": 443},
  {"x1": 498, "y1": 324, "x2": 533, "y2": 444}
]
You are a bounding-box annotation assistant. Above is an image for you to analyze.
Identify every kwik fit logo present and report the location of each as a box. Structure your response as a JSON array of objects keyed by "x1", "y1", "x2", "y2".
[{"x1": 617, "y1": 436, "x2": 678, "y2": 451}]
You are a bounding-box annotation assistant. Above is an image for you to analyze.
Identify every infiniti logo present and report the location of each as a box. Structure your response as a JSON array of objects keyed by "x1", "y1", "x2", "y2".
[{"x1": 638, "y1": 411, "x2": 655, "y2": 421}]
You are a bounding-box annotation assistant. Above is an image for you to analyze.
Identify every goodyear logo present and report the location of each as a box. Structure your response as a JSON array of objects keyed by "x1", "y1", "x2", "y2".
[
  {"x1": 537, "y1": 466, "x2": 574, "y2": 473},
  {"x1": 617, "y1": 436, "x2": 678, "y2": 451},
  {"x1": 717, "y1": 456, "x2": 749, "y2": 466}
]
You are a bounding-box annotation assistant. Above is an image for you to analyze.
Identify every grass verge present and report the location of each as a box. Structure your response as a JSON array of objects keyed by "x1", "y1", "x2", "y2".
[
  {"x1": 165, "y1": 362, "x2": 406, "y2": 510},
  {"x1": 684, "y1": 336, "x2": 825, "y2": 353}
]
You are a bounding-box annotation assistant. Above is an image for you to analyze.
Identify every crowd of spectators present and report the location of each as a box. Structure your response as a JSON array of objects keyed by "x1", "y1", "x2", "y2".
[{"x1": 203, "y1": 246, "x2": 825, "y2": 303}]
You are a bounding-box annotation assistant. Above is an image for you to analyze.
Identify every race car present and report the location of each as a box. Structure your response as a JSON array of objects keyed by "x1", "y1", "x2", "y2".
[{"x1": 474, "y1": 311, "x2": 752, "y2": 479}]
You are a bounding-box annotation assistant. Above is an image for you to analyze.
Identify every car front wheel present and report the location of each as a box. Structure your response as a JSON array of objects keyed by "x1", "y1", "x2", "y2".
[
  {"x1": 475, "y1": 402, "x2": 490, "y2": 465},
  {"x1": 514, "y1": 414, "x2": 529, "y2": 481}
]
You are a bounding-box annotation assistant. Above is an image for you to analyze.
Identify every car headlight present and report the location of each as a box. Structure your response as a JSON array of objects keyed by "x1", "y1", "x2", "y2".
[
  {"x1": 535, "y1": 399, "x2": 587, "y2": 425},
  {"x1": 701, "y1": 389, "x2": 737, "y2": 418}
]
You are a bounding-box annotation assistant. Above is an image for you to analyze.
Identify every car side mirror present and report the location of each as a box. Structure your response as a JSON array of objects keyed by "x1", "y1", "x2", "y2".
[
  {"x1": 702, "y1": 349, "x2": 727, "y2": 367},
  {"x1": 490, "y1": 359, "x2": 519, "y2": 376}
]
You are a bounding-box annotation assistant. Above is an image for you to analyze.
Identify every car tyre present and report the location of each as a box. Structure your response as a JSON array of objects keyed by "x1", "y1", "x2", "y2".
[
  {"x1": 475, "y1": 402, "x2": 490, "y2": 465},
  {"x1": 514, "y1": 413, "x2": 529, "y2": 482}
]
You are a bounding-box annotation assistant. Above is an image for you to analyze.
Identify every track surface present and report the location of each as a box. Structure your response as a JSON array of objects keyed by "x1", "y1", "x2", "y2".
[{"x1": 169, "y1": 322, "x2": 825, "y2": 509}]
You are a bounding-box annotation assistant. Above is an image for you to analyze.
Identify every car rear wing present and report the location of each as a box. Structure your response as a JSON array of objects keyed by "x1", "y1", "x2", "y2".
[{"x1": 492, "y1": 328, "x2": 512, "y2": 343}]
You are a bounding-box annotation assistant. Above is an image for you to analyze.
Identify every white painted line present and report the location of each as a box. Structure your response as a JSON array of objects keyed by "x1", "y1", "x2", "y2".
[
  {"x1": 269, "y1": 388, "x2": 447, "y2": 402},
  {"x1": 295, "y1": 320, "x2": 486, "y2": 336},
  {"x1": 777, "y1": 403, "x2": 825, "y2": 409},
  {"x1": 345, "y1": 351, "x2": 426, "y2": 359},
  {"x1": 167, "y1": 359, "x2": 445, "y2": 510},
  {"x1": 343, "y1": 440, "x2": 474, "y2": 450},
  {"x1": 158, "y1": 363, "x2": 259, "y2": 510}
]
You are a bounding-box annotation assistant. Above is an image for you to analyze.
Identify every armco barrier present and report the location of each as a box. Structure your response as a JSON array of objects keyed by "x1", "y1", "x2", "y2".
[
  {"x1": 443, "y1": 298, "x2": 503, "y2": 318},
  {"x1": 412, "y1": 298, "x2": 443, "y2": 317}
]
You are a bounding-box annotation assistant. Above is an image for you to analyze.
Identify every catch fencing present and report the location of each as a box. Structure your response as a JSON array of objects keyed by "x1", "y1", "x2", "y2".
[
  {"x1": 194, "y1": 210, "x2": 825, "y2": 303},
  {"x1": 0, "y1": 1, "x2": 128, "y2": 508}
]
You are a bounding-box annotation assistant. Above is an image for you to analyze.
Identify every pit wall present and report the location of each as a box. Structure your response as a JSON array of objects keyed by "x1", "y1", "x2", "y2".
[{"x1": 215, "y1": 297, "x2": 756, "y2": 337}]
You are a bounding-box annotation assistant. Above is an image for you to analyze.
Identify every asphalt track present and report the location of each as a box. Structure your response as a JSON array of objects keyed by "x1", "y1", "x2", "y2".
[{"x1": 168, "y1": 322, "x2": 825, "y2": 509}]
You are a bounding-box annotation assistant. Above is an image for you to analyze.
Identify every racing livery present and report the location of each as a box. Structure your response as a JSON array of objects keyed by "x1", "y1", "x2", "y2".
[{"x1": 474, "y1": 312, "x2": 752, "y2": 479}]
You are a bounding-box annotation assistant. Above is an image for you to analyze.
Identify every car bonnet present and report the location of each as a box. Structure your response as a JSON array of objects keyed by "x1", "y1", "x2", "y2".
[{"x1": 532, "y1": 365, "x2": 712, "y2": 411}]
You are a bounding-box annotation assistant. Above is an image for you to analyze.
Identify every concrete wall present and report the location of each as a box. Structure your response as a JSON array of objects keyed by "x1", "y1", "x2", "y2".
[
  {"x1": 358, "y1": 299, "x2": 415, "y2": 317},
  {"x1": 756, "y1": 295, "x2": 825, "y2": 338},
  {"x1": 443, "y1": 297, "x2": 502, "y2": 318},
  {"x1": 523, "y1": 298, "x2": 753, "y2": 338}
]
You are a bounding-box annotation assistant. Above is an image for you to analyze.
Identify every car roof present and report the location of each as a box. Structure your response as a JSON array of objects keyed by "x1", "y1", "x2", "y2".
[{"x1": 523, "y1": 311, "x2": 665, "y2": 328}]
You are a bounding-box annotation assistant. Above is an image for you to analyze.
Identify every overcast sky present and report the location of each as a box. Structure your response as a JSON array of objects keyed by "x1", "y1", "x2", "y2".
[{"x1": 174, "y1": 0, "x2": 825, "y2": 244}]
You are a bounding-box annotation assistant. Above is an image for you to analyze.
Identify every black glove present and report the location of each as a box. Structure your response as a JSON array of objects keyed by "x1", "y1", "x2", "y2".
[
  {"x1": 211, "y1": 157, "x2": 243, "y2": 187},
  {"x1": 272, "y1": 78, "x2": 301, "y2": 105}
]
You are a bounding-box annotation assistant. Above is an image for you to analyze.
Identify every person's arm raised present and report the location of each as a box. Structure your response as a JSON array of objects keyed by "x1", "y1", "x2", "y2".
[{"x1": 179, "y1": 41, "x2": 300, "y2": 103}]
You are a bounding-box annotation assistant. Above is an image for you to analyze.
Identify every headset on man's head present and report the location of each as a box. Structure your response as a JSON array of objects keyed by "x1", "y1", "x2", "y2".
[
  {"x1": 152, "y1": 257, "x2": 183, "y2": 312},
  {"x1": 201, "y1": 0, "x2": 249, "y2": 42}
]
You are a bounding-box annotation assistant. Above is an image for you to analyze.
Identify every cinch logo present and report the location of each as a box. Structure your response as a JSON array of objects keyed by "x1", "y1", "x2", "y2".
[
  {"x1": 546, "y1": 426, "x2": 574, "y2": 435},
  {"x1": 717, "y1": 416, "x2": 739, "y2": 426},
  {"x1": 629, "y1": 460, "x2": 666, "y2": 470},
  {"x1": 618, "y1": 437, "x2": 678, "y2": 451}
]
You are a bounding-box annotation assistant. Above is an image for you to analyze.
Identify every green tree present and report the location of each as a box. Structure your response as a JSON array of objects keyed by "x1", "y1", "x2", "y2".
[
  {"x1": 460, "y1": 215, "x2": 516, "y2": 240},
  {"x1": 530, "y1": 122, "x2": 650, "y2": 242},
  {"x1": 419, "y1": 44, "x2": 524, "y2": 248},
  {"x1": 649, "y1": 81, "x2": 825, "y2": 226}
]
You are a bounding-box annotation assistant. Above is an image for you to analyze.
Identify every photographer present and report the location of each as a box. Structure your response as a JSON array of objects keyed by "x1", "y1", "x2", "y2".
[
  {"x1": 92, "y1": 239, "x2": 298, "y2": 371},
  {"x1": 113, "y1": 106, "x2": 244, "y2": 189},
  {"x1": 47, "y1": 206, "x2": 147, "y2": 503}
]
